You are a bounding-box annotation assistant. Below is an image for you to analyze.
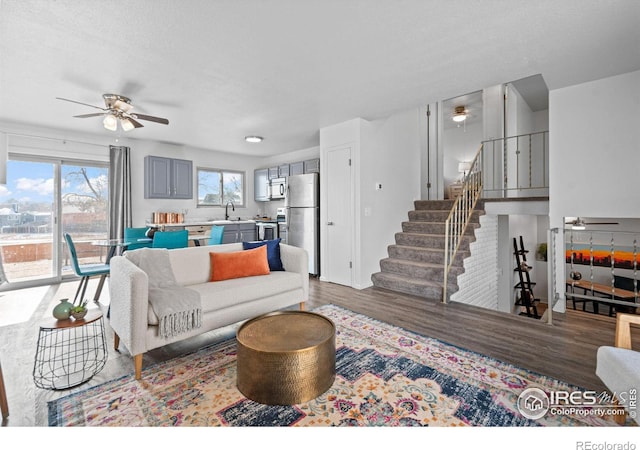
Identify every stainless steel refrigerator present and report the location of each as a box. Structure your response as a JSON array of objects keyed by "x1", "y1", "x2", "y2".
[{"x1": 285, "y1": 173, "x2": 319, "y2": 276}]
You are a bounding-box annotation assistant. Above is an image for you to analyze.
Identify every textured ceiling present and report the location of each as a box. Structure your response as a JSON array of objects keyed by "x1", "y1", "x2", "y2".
[{"x1": 1, "y1": 0, "x2": 639, "y2": 156}]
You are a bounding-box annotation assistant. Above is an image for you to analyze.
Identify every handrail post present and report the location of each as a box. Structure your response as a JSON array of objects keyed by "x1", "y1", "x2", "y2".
[{"x1": 443, "y1": 219, "x2": 450, "y2": 303}]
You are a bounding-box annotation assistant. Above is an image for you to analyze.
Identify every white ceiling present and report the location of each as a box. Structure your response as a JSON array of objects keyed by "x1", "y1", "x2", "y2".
[{"x1": 1, "y1": 0, "x2": 639, "y2": 156}]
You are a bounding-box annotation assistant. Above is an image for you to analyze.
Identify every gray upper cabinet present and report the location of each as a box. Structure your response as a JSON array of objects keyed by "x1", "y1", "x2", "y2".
[
  {"x1": 144, "y1": 156, "x2": 193, "y2": 199},
  {"x1": 268, "y1": 167, "x2": 279, "y2": 180},
  {"x1": 172, "y1": 158, "x2": 193, "y2": 199},
  {"x1": 304, "y1": 158, "x2": 320, "y2": 173},
  {"x1": 256, "y1": 157, "x2": 319, "y2": 201},
  {"x1": 289, "y1": 161, "x2": 304, "y2": 176},
  {"x1": 254, "y1": 168, "x2": 269, "y2": 202},
  {"x1": 278, "y1": 164, "x2": 290, "y2": 178}
]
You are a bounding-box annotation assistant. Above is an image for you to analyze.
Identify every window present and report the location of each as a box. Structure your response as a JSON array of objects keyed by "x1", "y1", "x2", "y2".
[
  {"x1": 197, "y1": 168, "x2": 245, "y2": 207},
  {"x1": 0, "y1": 157, "x2": 108, "y2": 283}
]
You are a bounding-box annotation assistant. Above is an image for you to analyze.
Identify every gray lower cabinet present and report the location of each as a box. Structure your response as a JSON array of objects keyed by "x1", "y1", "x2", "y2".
[
  {"x1": 144, "y1": 156, "x2": 193, "y2": 199},
  {"x1": 222, "y1": 223, "x2": 257, "y2": 244}
]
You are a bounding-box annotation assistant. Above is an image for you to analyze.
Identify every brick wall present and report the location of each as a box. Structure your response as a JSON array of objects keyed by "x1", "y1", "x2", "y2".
[{"x1": 450, "y1": 215, "x2": 499, "y2": 309}]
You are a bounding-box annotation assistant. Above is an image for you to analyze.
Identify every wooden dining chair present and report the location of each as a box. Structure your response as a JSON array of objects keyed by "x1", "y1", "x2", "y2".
[{"x1": 64, "y1": 233, "x2": 111, "y2": 303}]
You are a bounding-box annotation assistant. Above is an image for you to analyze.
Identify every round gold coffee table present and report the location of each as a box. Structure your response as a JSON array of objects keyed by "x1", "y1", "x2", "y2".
[{"x1": 236, "y1": 311, "x2": 336, "y2": 405}]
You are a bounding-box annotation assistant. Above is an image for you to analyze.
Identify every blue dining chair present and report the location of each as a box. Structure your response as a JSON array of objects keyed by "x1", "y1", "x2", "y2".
[
  {"x1": 152, "y1": 230, "x2": 189, "y2": 249},
  {"x1": 208, "y1": 225, "x2": 224, "y2": 245},
  {"x1": 124, "y1": 227, "x2": 153, "y2": 251},
  {"x1": 64, "y1": 233, "x2": 111, "y2": 304}
]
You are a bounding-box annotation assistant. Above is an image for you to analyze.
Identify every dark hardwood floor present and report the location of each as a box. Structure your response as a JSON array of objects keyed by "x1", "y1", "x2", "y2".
[{"x1": 0, "y1": 276, "x2": 636, "y2": 427}]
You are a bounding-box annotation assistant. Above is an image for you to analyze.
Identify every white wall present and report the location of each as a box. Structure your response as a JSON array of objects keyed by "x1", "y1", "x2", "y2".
[
  {"x1": 359, "y1": 109, "x2": 421, "y2": 289},
  {"x1": 549, "y1": 69, "x2": 640, "y2": 311},
  {"x1": 450, "y1": 214, "x2": 499, "y2": 309},
  {"x1": 442, "y1": 120, "x2": 483, "y2": 196},
  {"x1": 320, "y1": 109, "x2": 421, "y2": 290},
  {"x1": 481, "y1": 85, "x2": 505, "y2": 196},
  {"x1": 3, "y1": 121, "x2": 111, "y2": 162}
]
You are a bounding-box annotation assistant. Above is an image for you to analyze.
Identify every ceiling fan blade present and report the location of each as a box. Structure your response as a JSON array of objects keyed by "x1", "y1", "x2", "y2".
[
  {"x1": 132, "y1": 113, "x2": 169, "y2": 125},
  {"x1": 56, "y1": 97, "x2": 106, "y2": 111},
  {"x1": 586, "y1": 222, "x2": 619, "y2": 225},
  {"x1": 73, "y1": 113, "x2": 105, "y2": 118},
  {"x1": 128, "y1": 117, "x2": 144, "y2": 128}
]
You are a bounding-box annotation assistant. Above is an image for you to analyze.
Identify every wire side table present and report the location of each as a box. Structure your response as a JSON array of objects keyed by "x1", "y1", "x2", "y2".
[{"x1": 33, "y1": 309, "x2": 107, "y2": 390}]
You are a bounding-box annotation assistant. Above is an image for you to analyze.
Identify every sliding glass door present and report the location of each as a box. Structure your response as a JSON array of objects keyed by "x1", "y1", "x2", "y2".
[{"x1": 0, "y1": 157, "x2": 108, "y2": 285}]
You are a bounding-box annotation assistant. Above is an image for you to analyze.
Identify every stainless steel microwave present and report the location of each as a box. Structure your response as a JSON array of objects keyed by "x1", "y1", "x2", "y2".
[{"x1": 269, "y1": 177, "x2": 286, "y2": 200}]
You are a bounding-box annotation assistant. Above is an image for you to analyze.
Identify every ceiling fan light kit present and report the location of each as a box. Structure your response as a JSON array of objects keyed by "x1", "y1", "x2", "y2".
[
  {"x1": 452, "y1": 106, "x2": 467, "y2": 122},
  {"x1": 102, "y1": 114, "x2": 118, "y2": 131},
  {"x1": 57, "y1": 93, "x2": 169, "y2": 132}
]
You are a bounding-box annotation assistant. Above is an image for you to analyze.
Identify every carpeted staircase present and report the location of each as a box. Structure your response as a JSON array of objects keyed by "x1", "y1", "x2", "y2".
[{"x1": 371, "y1": 199, "x2": 485, "y2": 301}]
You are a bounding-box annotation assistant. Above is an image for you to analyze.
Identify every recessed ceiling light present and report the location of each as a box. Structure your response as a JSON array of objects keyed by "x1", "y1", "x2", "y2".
[{"x1": 245, "y1": 136, "x2": 264, "y2": 143}]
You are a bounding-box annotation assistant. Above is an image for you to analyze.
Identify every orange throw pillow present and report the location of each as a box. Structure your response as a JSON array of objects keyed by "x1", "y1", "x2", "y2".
[{"x1": 209, "y1": 245, "x2": 270, "y2": 281}]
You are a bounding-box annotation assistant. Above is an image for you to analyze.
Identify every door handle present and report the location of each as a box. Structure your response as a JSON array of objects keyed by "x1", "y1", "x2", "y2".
[
  {"x1": 280, "y1": 184, "x2": 285, "y2": 195},
  {"x1": 327, "y1": 221, "x2": 334, "y2": 226}
]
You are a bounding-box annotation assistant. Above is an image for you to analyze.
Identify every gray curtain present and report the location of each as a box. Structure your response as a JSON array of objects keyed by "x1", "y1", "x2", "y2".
[{"x1": 109, "y1": 146, "x2": 132, "y2": 240}]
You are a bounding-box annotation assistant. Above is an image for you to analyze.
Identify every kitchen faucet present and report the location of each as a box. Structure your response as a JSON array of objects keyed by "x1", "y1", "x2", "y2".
[{"x1": 225, "y1": 201, "x2": 235, "y2": 220}]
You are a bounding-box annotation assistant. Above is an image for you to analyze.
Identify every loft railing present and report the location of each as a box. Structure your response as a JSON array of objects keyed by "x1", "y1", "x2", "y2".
[
  {"x1": 481, "y1": 131, "x2": 549, "y2": 198},
  {"x1": 442, "y1": 131, "x2": 549, "y2": 303},
  {"x1": 545, "y1": 227, "x2": 640, "y2": 324},
  {"x1": 442, "y1": 144, "x2": 483, "y2": 303},
  {"x1": 563, "y1": 228, "x2": 640, "y2": 313}
]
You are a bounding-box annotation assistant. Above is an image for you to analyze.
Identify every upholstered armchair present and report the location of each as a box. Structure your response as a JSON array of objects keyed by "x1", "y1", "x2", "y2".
[{"x1": 596, "y1": 313, "x2": 640, "y2": 425}]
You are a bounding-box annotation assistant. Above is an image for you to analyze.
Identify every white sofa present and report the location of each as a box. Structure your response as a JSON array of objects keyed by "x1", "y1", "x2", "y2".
[
  {"x1": 109, "y1": 242, "x2": 309, "y2": 379},
  {"x1": 596, "y1": 313, "x2": 640, "y2": 425}
]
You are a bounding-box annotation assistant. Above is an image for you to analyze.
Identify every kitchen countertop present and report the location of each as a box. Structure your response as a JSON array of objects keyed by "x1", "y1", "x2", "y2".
[{"x1": 146, "y1": 219, "x2": 257, "y2": 227}]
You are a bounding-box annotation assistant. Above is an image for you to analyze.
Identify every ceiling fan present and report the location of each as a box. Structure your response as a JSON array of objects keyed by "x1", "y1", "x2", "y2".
[
  {"x1": 56, "y1": 93, "x2": 169, "y2": 132},
  {"x1": 565, "y1": 217, "x2": 619, "y2": 230}
]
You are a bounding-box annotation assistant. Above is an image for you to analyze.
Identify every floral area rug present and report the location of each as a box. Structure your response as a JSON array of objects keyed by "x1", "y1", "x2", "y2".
[{"x1": 48, "y1": 304, "x2": 618, "y2": 427}]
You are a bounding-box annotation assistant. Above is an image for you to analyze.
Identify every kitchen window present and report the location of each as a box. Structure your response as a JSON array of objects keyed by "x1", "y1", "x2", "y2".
[{"x1": 197, "y1": 168, "x2": 245, "y2": 207}]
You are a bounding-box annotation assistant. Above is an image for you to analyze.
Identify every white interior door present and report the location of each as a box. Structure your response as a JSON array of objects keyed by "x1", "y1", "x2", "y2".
[{"x1": 325, "y1": 146, "x2": 352, "y2": 286}]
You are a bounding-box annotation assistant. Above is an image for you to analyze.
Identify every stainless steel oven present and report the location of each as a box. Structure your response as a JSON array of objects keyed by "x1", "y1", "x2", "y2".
[{"x1": 276, "y1": 207, "x2": 287, "y2": 243}]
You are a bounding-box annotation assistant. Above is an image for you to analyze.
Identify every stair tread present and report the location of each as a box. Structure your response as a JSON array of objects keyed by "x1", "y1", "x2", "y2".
[
  {"x1": 372, "y1": 272, "x2": 444, "y2": 287},
  {"x1": 390, "y1": 243, "x2": 469, "y2": 253},
  {"x1": 397, "y1": 231, "x2": 474, "y2": 239},
  {"x1": 381, "y1": 257, "x2": 444, "y2": 269}
]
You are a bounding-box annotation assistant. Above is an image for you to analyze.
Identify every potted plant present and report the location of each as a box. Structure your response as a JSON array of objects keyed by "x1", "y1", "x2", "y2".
[{"x1": 71, "y1": 298, "x2": 88, "y2": 320}]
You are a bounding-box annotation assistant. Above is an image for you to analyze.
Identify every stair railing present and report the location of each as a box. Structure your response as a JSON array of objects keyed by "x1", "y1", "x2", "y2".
[{"x1": 442, "y1": 144, "x2": 483, "y2": 303}]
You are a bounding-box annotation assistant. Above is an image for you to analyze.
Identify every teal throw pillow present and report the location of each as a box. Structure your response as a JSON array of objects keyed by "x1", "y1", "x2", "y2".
[{"x1": 242, "y1": 238, "x2": 284, "y2": 271}]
